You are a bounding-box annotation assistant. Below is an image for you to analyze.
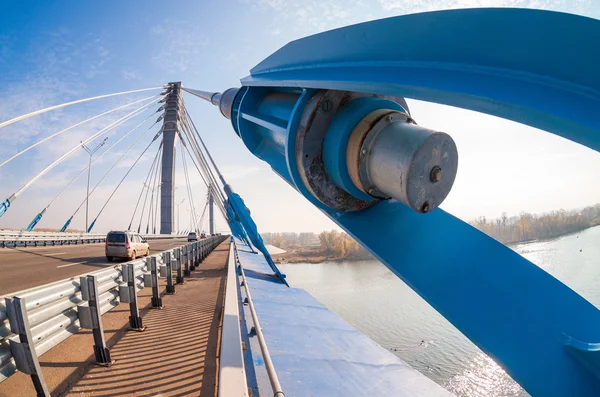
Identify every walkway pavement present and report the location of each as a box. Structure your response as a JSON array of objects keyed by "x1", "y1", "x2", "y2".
[{"x1": 0, "y1": 240, "x2": 229, "y2": 397}]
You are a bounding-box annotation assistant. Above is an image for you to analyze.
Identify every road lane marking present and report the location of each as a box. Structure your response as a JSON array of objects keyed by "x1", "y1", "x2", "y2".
[{"x1": 57, "y1": 261, "x2": 87, "y2": 268}]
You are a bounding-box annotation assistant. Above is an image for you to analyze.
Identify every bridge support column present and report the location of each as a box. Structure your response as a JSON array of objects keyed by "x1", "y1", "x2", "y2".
[
  {"x1": 160, "y1": 82, "x2": 182, "y2": 235},
  {"x1": 209, "y1": 188, "x2": 214, "y2": 235}
]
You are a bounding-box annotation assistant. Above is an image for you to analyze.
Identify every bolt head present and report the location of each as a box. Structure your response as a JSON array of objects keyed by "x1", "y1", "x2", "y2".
[
  {"x1": 430, "y1": 166, "x2": 443, "y2": 183},
  {"x1": 361, "y1": 149, "x2": 367, "y2": 155},
  {"x1": 368, "y1": 188, "x2": 375, "y2": 195},
  {"x1": 386, "y1": 115, "x2": 394, "y2": 122}
]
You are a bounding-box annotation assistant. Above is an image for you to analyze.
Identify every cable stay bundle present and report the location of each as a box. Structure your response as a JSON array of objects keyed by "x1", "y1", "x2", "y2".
[{"x1": 0, "y1": 87, "x2": 167, "y2": 222}]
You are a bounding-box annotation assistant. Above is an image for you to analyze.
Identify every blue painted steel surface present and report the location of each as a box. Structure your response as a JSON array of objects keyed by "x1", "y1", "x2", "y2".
[
  {"x1": 235, "y1": 238, "x2": 453, "y2": 397},
  {"x1": 59, "y1": 217, "x2": 72, "y2": 233},
  {"x1": 25, "y1": 212, "x2": 43, "y2": 231},
  {"x1": 0, "y1": 199, "x2": 9, "y2": 218},
  {"x1": 244, "y1": 8, "x2": 600, "y2": 152},
  {"x1": 193, "y1": 8, "x2": 600, "y2": 396},
  {"x1": 224, "y1": 188, "x2": 288, "y2": 285}
]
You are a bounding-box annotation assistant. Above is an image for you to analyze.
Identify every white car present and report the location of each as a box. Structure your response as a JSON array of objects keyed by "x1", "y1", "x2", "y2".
[
  {"x1": 105, "y1": 231, "x2": 150, "y2": 261},
  {"x1": 187, "y1": 232, "x2": 198, "y2": 242}
]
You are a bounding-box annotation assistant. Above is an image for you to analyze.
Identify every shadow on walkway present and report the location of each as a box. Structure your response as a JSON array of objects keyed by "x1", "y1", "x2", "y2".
[{"x1": 61, "y1": 243, "x2": 229, "y2": 397}]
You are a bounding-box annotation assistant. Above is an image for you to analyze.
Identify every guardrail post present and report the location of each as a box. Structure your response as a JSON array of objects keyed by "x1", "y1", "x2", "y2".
[
  {"x1": 183, "y1": 245, "x2": 191, "y2": 276},
  {"x1": 190, "y1": 243, "x2": 197, "y2": 271},
  {"x1": 5, "y1": 297, "x2": 51, "y2": 397},
  {"x1": 163, "y1": 252, "x2": 176, "y2": 294},
  {"x1": 147, "y1": 256, "x2": 163, "y2": 308},
  {"x1": 175, "y1": 247, "x2": 184, "y2": 284},
  {"x1": 78, "y1": 275, "x2": 114, "y2": 366},
  {"x1": 121, "y1": 263, "x2": 145, "y2": 331}
]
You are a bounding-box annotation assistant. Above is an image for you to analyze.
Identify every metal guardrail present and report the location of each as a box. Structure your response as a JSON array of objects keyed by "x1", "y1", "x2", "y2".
[
  {"x1": 0, "y1": 235, "x2": 227, "y2": 391},
  {"x1": 0, "y1": 230, "x2": 186, "y2": 247},
  {"x1": 233, "y1": 240, "x2": 284, "y2": 397},
  {"x1": 218, "y1": 239, "x2": 249, "y2": 397}
]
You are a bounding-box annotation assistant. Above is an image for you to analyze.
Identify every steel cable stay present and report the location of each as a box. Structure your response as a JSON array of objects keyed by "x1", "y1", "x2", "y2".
[
  {"x1": 146, "y1": 144, "x2": 163, "y2": 235},
  {"x1": 179, "y1": 130, "x2": 229, "y2": 222},
  {"x1": 0, "y1": 94, "x2": 161, "y2": 169},
  {"x1": 177, "y1": 135, "x2": 228, "y2": 223},
  {"x1": 197, "y1": 196, "x2": 210, "y2": 233},
  {"x1": 180, "y1": 139, "x2": 200, "y2": 233},
  {"x1": 180, "y1": 110, "x2": 231, "y2": 233},
  {"x1": 153, "y1": 158, "x2": 162, "y2": 234},
  {"x1": 179, "y1": 119, "x2": 219, "y2": 194},
  {"x1": 152, "y1": 161, "x2": 162, "y2": 234},
  {"x1": 25, "y1": 108, "x2": 163, "y2": 231},
  {"x1": 174, "y1": 119, "x2": 228, "y2": 233},
  {"x1": 59, "y1": 120, "x2": 163, "y2": 232},
  {"x1": 185, "y1": 199, "x2": 205, "y2": 235},
  {"x1": 182, "y1": 101, "x2": 286, "y2": 281},
  {"x1": 176, "y1": 129, "x2": 213, "y2": 194},
  {"x1": 180, "y1": 108, "x2": 227, "y2": 203},
  {"x1": 136, "y1": 146, "x2": 162, "y2": 234},
  {"x1": 87, "y1": 131, "x2": 163, "y2": 232},
  {"x1": 179, "y1": 116, "x2": 229, "y2": 225},
  {"x1": 182, "y1": 104, "x2": 229, "y2": 193},
  {"x1": 0, "y1": 86, "x2": 164, "y2": 131},
  {"x1": 127, "y1": 145, "x2": 161, "y2": 232},
  {"x1": 0, "y1": 98, "x2": 163, "y2": 219},
  {"x1": 178, "y1": 104, "x2": 224, "y2": 196}
]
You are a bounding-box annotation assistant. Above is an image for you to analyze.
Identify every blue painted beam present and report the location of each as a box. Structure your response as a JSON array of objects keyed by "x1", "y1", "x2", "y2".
[
  {"x1": 191, "y1": 8, "x2": 600, "y2": 396},
  {"x1": 244, "y1": 8, "x2": 600, "y2": 153}
]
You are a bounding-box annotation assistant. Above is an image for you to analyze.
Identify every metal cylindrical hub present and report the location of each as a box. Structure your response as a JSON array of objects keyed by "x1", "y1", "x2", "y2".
[{"x1": 350, "y1": 111, "x2": 458, "y2": 213}]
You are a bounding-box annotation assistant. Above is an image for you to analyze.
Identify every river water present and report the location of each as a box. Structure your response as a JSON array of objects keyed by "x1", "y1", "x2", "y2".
[{"x1": 278, "y1": 225, "x2": 600, "y2": 396}]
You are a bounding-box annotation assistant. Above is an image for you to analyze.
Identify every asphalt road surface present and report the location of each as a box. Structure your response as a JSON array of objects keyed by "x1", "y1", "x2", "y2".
[{"x1": 0, "y1": 238, "x2": 189, "y2": 295}]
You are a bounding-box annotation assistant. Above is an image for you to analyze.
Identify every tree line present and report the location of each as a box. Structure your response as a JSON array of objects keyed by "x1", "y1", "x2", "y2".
[
  {"x1": 262, "y1": 203, "x2": 600, "y2": 255},
  {"x1": 470, "y1": 204, "x2": 600, "y2": 244},
  {"x1": 262, "y1": 230, "x2": 372, "y2": 260},
  {"x1": 262, "y1": 232, "x2": 319, "y2": 248},
  {"x1": 317, "y1": 230, "x2": 372, "y2": 259}
]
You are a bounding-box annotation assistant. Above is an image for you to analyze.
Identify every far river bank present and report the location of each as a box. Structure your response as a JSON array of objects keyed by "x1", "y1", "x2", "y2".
[
  {"x1": 272, "y1": 245, "x2": 372, "y2": 264},
  {"x1": 272, "y1": 225, "x2": 598, "y2": 264}
]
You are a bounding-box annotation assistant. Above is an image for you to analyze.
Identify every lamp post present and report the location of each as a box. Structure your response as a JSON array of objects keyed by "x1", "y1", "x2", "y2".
[
  {"x1": 175, "y1": 198, "x2": 185, "y2": 234},
  {"x1": 81, "y1": 137, "x2": 108, "y2": 232}
]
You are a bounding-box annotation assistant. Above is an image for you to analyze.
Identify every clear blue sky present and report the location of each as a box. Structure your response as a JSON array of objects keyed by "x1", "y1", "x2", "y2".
[{"x1": 0, "y1": 0, "x2": 599, "y2": 233}]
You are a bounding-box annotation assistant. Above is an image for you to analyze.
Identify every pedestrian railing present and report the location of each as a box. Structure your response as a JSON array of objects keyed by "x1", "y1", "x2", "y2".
[
  {"x1": 218, "y1": 239, "x2": 249, "y2": 397},
  {"x1": 0, "y1": 235, "x2": 227, "y2": 395},
  {"x1": 0, "y1": 230, "x2": 187, "y2": 248},
  {"x1": 229, "y1": 239, "x2": 284, "y2": 397}
]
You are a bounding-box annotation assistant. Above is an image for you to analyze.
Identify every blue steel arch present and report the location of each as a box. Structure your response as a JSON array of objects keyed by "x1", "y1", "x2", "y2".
[{"x1": 217, "y1": 8, "x2": 600, "y2": 397}]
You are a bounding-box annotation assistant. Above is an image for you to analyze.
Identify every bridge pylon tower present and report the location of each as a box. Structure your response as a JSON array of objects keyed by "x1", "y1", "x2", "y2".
[{"x1": 159, "y1": 82, "x2": 182, "y2": 234}]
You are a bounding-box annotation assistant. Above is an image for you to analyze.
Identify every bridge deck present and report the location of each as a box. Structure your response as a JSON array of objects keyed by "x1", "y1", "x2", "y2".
[
  {"x1": 0, "y1": 239, "x2": 190, "y2": 294},
  {"x1": 0, "y1": 240, "x2": 229, "y2": 397}
]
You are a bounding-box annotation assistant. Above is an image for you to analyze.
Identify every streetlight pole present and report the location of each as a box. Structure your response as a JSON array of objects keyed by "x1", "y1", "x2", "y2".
[
  {"x1": 81, "y1": 137, "x2": 108, "y2": 232},
  {"x1": 175, "y1": 198, "x2": 185, "y2": 234}
]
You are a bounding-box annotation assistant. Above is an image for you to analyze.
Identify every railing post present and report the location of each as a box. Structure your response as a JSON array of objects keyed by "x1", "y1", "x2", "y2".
[
  {"x1": 5, "y1": 297, "x2": 51, "y2": 397},
  {"x1": 147, "y1": 256, "x2": 163, "y2": 308},
  {"x1": 175, "y1": 247, "x2": 184, "y2": 284},
  {"x1": 190, "y1": 243, "x2": 197, "y2": 271},
  {"x1": 121, "y1": 263, "x2": 144, "y2": 331},
  {"x1": 183, "y1": 245, "x2": 191, "y2": 276},
  {"x1": 163, "y1": 251, "x2": 176, "y2": 294},
  {"x1": 78, "y1": 275, "x2": 114, "y2": 366}
]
